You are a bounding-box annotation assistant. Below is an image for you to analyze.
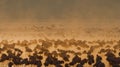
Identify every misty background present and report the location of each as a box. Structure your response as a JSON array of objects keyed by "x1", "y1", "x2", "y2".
[{"x1": 0, "y1": 0, "x2": 120, "y2": 40}]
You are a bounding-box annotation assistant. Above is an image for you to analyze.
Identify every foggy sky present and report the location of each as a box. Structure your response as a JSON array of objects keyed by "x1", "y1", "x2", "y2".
[{"x1": 0, "y1": 0, "x2": 120, "y2": 23}]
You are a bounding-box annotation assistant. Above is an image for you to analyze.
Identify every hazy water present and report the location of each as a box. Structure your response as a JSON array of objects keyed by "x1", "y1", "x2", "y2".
[{"x1": 0, "y1": 21, "x2": 120, "y2": 41}]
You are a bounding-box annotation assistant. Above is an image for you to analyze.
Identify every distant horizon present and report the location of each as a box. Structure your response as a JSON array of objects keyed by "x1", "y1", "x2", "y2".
[{"x1": 0, "y1": 0, "x2": 120, "y2": 23}]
